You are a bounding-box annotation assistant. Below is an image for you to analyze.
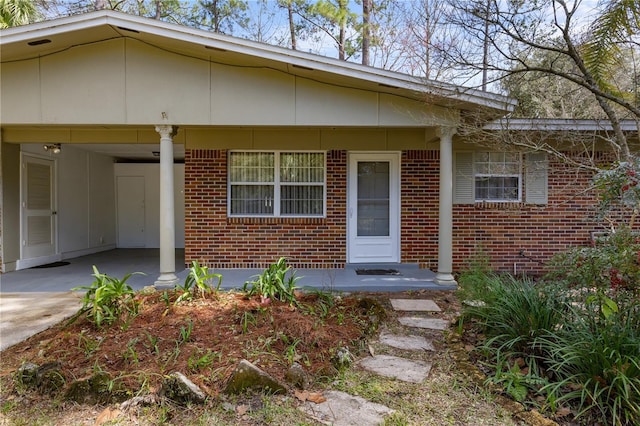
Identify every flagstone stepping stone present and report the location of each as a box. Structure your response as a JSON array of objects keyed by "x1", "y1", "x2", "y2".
[
  {"x1": 379, "y1": 332, "x2": 434, "y2": 351},
  {"x1": 300, "y1": 390, "x2": 394, "y2": 426},
  {"x1": 390, "y1": 299, "x2": 441, "y2": 312},
  {"x1": 398, "y1": 316, "x2": 450, "y2": 330},
  {"x1": 358, "y1": 355, "x2": 432, "y2": 383}
]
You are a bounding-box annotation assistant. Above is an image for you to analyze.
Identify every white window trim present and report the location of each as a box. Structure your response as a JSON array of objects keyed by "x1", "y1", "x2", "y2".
[
  {"x1": 474, "y1": 152, "x2": 523, "y2": 203},
  {"x1": 228, "y1": 150, "x2": 327, "y2": 218}
]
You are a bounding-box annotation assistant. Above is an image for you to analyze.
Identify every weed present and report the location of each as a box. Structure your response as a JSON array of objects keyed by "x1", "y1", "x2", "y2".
[
  {"x1": 144, "y1": 332, "x2": 161, "y2": 356},
  {"x1": 178, "y1": 320, "x2": 193, "y2": 345},
  {"x1": 241, "y1": 310, "x2": 257, "y2": 334},
  {"x1": 77, "y1": 330, "x2": 103, "y2": 356},
  {"x1": 282, "y1": 337, "x2": 302, "y2": 365},
  {"x1": 188, "y1": 349, "x2": 221, "y2": 372},
  {"x1": 123, "y1": 338, "x2": 140, "y2": 365}
]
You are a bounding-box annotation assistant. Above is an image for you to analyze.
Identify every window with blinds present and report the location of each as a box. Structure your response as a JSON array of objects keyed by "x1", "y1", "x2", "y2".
[
  {"x1": 229, "y1": 151, "x2": 326, "y2": 217},
  {"x1": 474, "y1": 152, "x2": 522, "y2": 201}
]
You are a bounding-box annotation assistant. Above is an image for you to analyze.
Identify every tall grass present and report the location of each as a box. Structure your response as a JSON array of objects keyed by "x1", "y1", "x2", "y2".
[
  {"x1": 460, "y1": 273, "x2": 568, "y2": 357},
  {"x1": 541, "y1": 303, "x2": 640, "y2": 425},
  {"x1": 458, "y1": 266, "x2": 640, "y2": 425}
]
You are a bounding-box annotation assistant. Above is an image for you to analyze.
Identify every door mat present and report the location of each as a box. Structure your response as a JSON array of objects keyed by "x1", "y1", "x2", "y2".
[
  {"x1": 355, "y1": 269, "x2": 401, "y2": 276},
  {"x1": 31, "y1": 261, "x2": 71, "y2": 268}
]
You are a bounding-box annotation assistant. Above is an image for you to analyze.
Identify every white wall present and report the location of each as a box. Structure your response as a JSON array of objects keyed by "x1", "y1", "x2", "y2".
[
  {"x1": 19, "y1": 144, "x2": 117, "y2": 260},
  {"x1": 113, "y1": 163, "x2": 185, "y2": 248}
]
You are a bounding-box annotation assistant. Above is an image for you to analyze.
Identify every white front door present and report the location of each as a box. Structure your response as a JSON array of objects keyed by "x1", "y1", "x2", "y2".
[
  {"x1": 117, "y1": 176, "x2": 146, "y2": 247},
  {"x1": 21, "y1": 156, "x2": 57, "y2": 263},
  {"x1": 348, "y1": 153, "x2": 400, "y2": 263}
]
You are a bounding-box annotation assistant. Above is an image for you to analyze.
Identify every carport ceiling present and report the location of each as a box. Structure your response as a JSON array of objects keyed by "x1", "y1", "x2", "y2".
[{"x1": 73, "y1": 143, "x2": 185, "y2": 161}]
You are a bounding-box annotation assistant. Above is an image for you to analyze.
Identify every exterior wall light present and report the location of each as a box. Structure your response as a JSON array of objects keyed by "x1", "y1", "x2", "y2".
[{"x1": 43, "y1": 143, "x2": 62, "y2": 154}]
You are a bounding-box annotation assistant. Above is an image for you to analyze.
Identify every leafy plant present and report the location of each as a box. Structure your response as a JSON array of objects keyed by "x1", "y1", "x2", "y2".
[
  {"x1": 175, "y1": 261, "x2": 222, "y2": 303},
  {"x1": 188, "y1": 349, "x2": 221, "y2": 372},
  {"x1": 72, "y1": 266, "x2": 142, "y2": 328},
  {"x1": 486, "y1": 358, "x2": 548, "y2": 403},
  {"x1": 540, "y1": 303, "x2": 640, "y2": 425},
  {"x1": 462, "y1": 274, "x2": 568, "y2": 357},
  {"x1": 123, "y1": 338, "x2": 140, "y2": 365},
  {"x1": 242, "y1": 257, "x2": 300, "y2": 304},
  {"x1": 77, "y1": 330, "x2": 103, "y2": 356},
  {"x1": 546, "y1": 227, "x2": 640, "y2": 295},
  {"x1": 143, "y1": 332, "x2": 161, "y2": 356},
  {"x1": 177, "y1": 320, "x2": 193, "y2": 345}
]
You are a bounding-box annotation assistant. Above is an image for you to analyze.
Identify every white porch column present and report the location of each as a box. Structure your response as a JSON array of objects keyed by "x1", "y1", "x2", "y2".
[
  {"x1": 436, "y1": 127, "x2": 457, "y2": 285},
  {"x1": 154, "y1": 124, "x2": 179, "y2": 287}
]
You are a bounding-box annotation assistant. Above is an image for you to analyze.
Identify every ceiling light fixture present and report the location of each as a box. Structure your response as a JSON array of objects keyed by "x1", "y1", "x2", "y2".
[{"x1": 43, "y1": 143, "x2": 62, "y2": 154}]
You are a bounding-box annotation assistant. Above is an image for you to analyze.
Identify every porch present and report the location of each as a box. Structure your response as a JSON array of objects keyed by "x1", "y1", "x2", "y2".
[{"x1": 0, "y1": 249, "x2": 454, "y2": 293}]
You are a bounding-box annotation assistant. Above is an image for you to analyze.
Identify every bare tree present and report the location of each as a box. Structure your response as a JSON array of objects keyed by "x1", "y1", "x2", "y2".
[
  {"x1": 361, "y1": 0, "x2": 372, "y2": 65},
  {"x1": 444, "y1": 0, "x2": 639, "y2": 163}
]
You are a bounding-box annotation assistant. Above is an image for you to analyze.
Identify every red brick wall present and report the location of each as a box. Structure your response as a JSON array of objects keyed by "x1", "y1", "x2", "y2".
[
  {"x1": 184, "y1": 149, "x2": 347, "y2": 269},
  {"x1": 185, "y1": 149, "x2": 604, "y2": 274},
  {"x1": 452, "y1": 154, "x2": 600, "y2": 275},
  {"x1": 400, "y1": 150, "x2": 440, "y2": 268}
]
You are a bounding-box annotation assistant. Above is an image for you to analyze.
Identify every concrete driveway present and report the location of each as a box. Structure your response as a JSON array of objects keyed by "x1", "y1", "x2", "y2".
[{"x1": 0, "y1": 292, "x2": 83, "y2": 351}]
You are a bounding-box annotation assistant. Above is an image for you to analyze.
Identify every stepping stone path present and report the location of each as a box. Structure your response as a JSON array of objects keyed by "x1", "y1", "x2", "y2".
[{"x1": 302, "y1": 297, "x2": 450, "y2": 425}]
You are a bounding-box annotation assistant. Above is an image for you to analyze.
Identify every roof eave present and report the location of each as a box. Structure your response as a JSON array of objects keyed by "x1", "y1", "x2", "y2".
[{"x1": 1, "y1": 10, "x2": 516, "y2": 113}]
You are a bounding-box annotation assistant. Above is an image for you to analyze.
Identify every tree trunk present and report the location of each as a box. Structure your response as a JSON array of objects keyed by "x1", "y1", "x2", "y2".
[
  {"x1": 154, "y1": 0, "x2": 162, "y2": 19},
  {"x1": 362, "y1": 0, "x2": 372, "y2": 66},
  {"x1": 95, "y1": 0, "x2": 107, "y2": 10},
  {"x1": 287, "y1": 2, "x2": 297, "y2": 50}
]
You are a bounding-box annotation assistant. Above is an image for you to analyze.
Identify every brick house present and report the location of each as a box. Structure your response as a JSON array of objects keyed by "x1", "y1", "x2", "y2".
[{"x1": 1, "y1": 11, "x2": 636, "y2": 284}]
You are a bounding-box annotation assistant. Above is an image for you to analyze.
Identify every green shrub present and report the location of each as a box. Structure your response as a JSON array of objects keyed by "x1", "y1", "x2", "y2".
[
  {"x1": 72, "y1": 266, "x2": 142, "y2": 328},
  {"x1": 545, "y1": 227, "x2": 640, "y2": 295},
  {"x1": 540, "y1": 304, "x2": 640, "y2": 425},
  {"x1": 243, "y1": 257, "x2": 300, "y2": 304}
]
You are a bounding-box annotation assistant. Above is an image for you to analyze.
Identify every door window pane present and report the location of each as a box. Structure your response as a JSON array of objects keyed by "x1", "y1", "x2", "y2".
[{"x1": 357, "y1": 162, "x2": 390, "y2": 236}]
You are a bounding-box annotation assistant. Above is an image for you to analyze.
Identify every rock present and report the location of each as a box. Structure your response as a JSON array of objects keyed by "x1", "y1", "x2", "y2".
[
  {"x1": 162, "y1": 372, "x2": 206, "y2": 404},
  {"x1": 120, "y1": 394, "x2": 159, "y2": 411},
  {"x1": 463, "y1": 300, "x2": 486, "y2": 308},
  {"x1": 285, "y1": 362, "x2": 310, "y2": 389},
  {"x1": 300, "y1": 390, "x2": 394, "y2": 426},
  {"x1": 358, "y1": 355, "x2": 432, "y2": 383},
  {"x1": 224, "y1": 359, "x2": 287, "y2": 395},
  {"x1": 15, "y1": 362, "x2": 39, "y2": 388},
  {"x1": 15, "y1": 362, "x2": 65, "y2": 394},
  {"x1": 331, "y1": 347, "x2": 354, "y2": 370},
  {"x1": 398, "y1": 316, "x2": 450, "y2": 330},
  {"x1": 65, "y1": 371, "x2": 126, "y2": 404},
  {"x1": 389, "y1": 299, "x2": 441, "y2": 312},
  {"x1": 379, "y1": 332, "x2": 435, "y2": 351},
  {"x1": 36, "y1": 362, "x2": 65, "y2": 394}
]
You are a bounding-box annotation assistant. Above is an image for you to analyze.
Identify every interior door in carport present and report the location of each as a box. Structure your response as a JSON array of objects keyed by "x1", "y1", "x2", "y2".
[{"x1": 117, "y1": 176, "x2": 145, "y2": 247}]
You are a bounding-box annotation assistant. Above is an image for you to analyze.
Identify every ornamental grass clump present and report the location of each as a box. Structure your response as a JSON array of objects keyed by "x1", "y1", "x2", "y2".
[
  {"x1": 459, "y1": 273, "x2": 568, "y2": 358},
  {"x1": 540, "y1": 302, "x2": 640, "y2": 426}
]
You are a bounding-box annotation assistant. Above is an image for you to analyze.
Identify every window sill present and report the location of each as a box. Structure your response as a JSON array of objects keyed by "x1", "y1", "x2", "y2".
[
  {"x1": 227, "y1": 217, "x2": 325, "y2": 224},
  {"x1": 474, "y1": 201, "x2": 525, "y2": 210}
]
